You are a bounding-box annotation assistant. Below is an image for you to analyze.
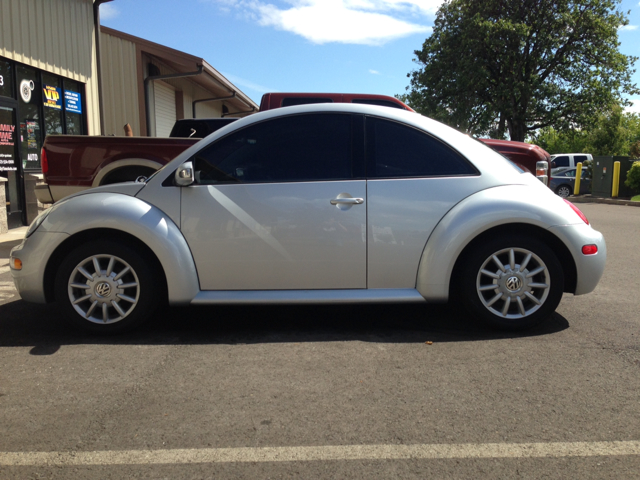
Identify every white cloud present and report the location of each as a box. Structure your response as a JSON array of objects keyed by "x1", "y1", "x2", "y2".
[
  {"x1": 619, "y1": 24, "x2": 638, "y2": 31},
  {"x1": 221, "y1": 72, "x2": 280, "y2": 94},
  {"x1": 99, "y1": 3, "x2": 119, "y2": 20},
  {"x1": 210, "y1": 0, "x2": 437, "y2": 45},
  {"x1": 369, "y1": 69, "x2": 381, "y2": 74}
]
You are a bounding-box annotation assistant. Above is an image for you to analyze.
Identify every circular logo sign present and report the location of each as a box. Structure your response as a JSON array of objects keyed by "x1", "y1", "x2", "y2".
[
  {"x1": 20, "y1": 79, "x2": 35, "y2": 103},
  {"x1": 505, "y1": 276, "x2": 523, "y2": 292},
  {"x1": 95, "y1": 282, "x2": 112, "y2": 298}
]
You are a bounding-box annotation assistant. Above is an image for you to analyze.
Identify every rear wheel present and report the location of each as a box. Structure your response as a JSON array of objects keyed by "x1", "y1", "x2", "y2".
[
  {"x1": 55, "y1": 240, "x2": 161, "y2": 334},
  {"x1": 459, "y1": 235, "x2": 564, "y2": 330}
]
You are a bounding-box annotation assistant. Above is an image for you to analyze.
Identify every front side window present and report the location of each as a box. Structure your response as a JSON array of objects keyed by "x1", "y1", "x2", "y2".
[
  {"x1": 193, "y1": 113, "x2": 353, "y2": 184},
  {"x1": 366, "y1": 117, "x2": 477, "y2": 178},
  {"x1": 553, "y1": 155, "x2": 570, "y2": 167}
]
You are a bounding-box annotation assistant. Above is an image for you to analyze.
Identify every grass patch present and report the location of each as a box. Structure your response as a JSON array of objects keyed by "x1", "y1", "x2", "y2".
[{"x1": 632, "y1": 195, "x2": 640, "y2": 202}]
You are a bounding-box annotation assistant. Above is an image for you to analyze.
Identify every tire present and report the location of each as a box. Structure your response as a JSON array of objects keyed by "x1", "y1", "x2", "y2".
[
  {"x1": 54, "y1": 240, "x2": 161, "y2": 334},
  {"x1": 555, "y1": 184, "x2": 572, "y2": 198},
  {"x1": 458, "y1": 234, "x2": 564, "y2": 331}
]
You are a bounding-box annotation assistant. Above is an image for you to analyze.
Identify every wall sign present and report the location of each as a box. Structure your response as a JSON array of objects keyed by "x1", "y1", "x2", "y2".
[
  {"x1": 65, "y1": 90, "x2": 82, "y2": 114},
  {"x1": 44, "y1": 85, "x2": 62, "y2": 109},
  {"x1": 0, "y1": 123, "x2": 17, "y2": 172},
  {"x1": 20, "y1": 79, "x2": 35, "y2": 103},
  {"x1": 0, "y1": 75, "x2": 4, "y2": 87}
]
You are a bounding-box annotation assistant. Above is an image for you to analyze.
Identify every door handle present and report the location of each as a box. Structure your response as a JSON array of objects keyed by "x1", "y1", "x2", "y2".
[{"x1": 330, "y1": 197, "x2": 364, "y2": 205}]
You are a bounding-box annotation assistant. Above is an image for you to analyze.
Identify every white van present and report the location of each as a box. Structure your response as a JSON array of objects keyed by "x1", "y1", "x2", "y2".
[{"x1": 550, "y1": 153, "x2": 593, "y2": 168}]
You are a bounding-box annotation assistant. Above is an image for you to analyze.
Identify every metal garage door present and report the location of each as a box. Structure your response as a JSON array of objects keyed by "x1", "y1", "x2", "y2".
[{"x1": 154, "y1": 81, "x2": 176, "y2": 137}]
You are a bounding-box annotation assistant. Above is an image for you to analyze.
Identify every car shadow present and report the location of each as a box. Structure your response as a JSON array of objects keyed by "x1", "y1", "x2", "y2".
[{"x1": 0, "y1": 298, "x2": 569, "y2": 355}]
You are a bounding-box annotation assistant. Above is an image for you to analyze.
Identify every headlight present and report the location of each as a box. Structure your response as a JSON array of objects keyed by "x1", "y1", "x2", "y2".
[{"x1": 25, "y1": 208, "x2": 52, "y2": 238}]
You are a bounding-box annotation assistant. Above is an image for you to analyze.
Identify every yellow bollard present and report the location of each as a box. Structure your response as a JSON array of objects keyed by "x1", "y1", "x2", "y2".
[
  {"x1": 612, "y1": 161, "x2": 621, "y2": 198},
  {"x1": 574, "y1": 162, "x2": 582, "y2": 196}
]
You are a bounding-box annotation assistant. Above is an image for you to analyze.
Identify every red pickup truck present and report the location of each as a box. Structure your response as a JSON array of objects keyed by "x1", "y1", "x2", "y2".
[
  {"x1": 479, "y1": 138, "x2": 552, "y2": 175},
  {"x1": 37, "y1": 93, "x2": 415, "y2": 203},
  {"x1": 38, "y1": 94, "x2": 547, "y2": 203}
]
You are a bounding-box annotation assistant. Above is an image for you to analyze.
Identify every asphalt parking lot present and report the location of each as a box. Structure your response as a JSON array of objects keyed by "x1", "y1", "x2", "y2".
[{"x1": 0, "y1": 203, "x2": 639, "y2": 479}]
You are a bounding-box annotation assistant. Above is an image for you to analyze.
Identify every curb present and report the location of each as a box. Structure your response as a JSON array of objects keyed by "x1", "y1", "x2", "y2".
[{"x1": 569, "y1": 195, "x2": 640, "y2": 207}]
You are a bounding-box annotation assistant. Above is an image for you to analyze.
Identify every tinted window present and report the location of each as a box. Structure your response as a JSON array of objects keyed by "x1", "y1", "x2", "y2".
[
  {"x1": 352, "y1": 99, "x2": 404, "y2": 110},
  {"x1": 553, "y1": 155, "x2": 570, "y2": 167},
  {"x1": 193, "y1": 114, "x2": 353, "y2": 184},
  {"x1": 366, "y1": 117, "x2": 476, "y2": 178},
  {"x1": 574, "y1": 155, "x2": 588, "y2": 162},
  {"x1": 281, "y1": 97, "x2": 333, "y2": 107}
]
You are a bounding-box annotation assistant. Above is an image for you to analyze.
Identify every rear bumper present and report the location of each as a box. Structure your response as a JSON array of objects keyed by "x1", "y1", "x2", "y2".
[
  {"x1": 35, "y1": 184, "x2": 54, "y2": 204},
  {"x1": 548, "y1": 223, "x2": 606, "y2": 295}
]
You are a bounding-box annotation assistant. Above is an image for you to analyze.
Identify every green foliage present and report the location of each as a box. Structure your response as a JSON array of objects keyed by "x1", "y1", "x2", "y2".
[
  {"x1": 625, "y1": 161, "x2": 640, "y2": 192},
  {"x1": 403, "y1": 0, "x2": 639, "y2": 142},
  {"x1": 531, "y1": 109, "x2": 640, "y2": 156},
  {"x1": 629, "y1": 141, "x2": 640, "y2": 159}
]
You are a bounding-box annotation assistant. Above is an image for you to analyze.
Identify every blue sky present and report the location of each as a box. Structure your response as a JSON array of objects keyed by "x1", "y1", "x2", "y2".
[{"x1": 100, "y1": 0, "x2": 640, "y2": 111}]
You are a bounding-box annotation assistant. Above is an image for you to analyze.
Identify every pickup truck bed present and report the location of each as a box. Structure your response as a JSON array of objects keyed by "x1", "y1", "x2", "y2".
[{"x1": 38, "y1": 135, "x2": 198, "y2": 203}]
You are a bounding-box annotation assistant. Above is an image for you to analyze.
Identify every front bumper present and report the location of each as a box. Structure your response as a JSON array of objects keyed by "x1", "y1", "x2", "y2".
[
  {"x1": 10, "y1": 231, "x2": 70, "y2": 303},
  {"x1": 548, "y1": 223, "x2": 606, "y2": 295}
]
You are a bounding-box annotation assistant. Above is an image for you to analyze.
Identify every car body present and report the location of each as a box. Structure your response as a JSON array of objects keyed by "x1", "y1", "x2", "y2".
[
  {"x1": 550, "y1": 167, "x2": 592, "y2": 198},
  {"x1": 550, "y1": 153, "x2": 593, "y2": 169},
  {"x1": 11, "y1": 104, "x2": 606, "y2": 333}
]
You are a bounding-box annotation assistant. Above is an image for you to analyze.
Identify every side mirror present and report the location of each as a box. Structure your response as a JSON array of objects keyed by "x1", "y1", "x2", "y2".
[{"x1": 175, "y1": 161, "x2": 194, "y2": 186}]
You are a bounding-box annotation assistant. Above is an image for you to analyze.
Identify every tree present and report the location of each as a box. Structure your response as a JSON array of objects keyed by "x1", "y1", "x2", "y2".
[
  {"x1": 401, "y1": 0, "x2": 639, "y2": 142},
  {"x1": 532, "y1": 107, "x2": 640, "y2": 155}
]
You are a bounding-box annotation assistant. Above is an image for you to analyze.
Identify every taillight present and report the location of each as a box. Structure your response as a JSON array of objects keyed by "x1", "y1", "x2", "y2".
[
  {"x1": 41, "y1": 147, "x2": 48, "y2": 176},
  {"x1": 582, "y1": 245, "x2": 598, "y2": 255},
  {"x1": 563, "y1": 199, "x2": 589, "y2": 225},
  {"x1": 536, "y1": 161, "x2": 549, "y2": 186}
]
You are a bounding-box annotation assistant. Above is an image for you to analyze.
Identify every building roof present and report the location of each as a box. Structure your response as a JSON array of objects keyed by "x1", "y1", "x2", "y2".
[{"x1": 101, "y1": 26, "x2": 258, "y2": 114}]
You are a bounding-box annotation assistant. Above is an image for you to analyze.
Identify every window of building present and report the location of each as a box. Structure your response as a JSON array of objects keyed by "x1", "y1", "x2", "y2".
[
  {"x1": 17, "y1": 65, "x2": 43, "y2": 171},
  {"x1": 63, "y1": 79, "x2": 84, "y2": 135},
  {"x1": 42, "y1": 73, "x2": 64, "y2": 136},
  {"x1": 0, "y1": 59, "x2": 14, "y2": 99}
]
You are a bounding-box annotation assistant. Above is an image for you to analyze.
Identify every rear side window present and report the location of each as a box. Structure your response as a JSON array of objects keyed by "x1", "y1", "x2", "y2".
[
  {"x1": 366, "y1": 117, "x2": 477, "y2": 178},
  {"x1": 281, "y1": 97, "x2": 334, "y2": 107},
  {"x1": 553, "y1": 155, "x2": 570, "y2": 167},
  {"x1": 574, "y1": 155, "x2": 588, "y2": 162},
  {"x1": 193, "y1": 113, "x2": 353, "y2": 184}
]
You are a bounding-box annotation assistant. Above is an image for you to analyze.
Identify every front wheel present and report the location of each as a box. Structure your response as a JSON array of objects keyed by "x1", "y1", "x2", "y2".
[
  {"x1": 555, "y1": 184, "x2": 572, "y2": 198},
  {"x1": 458, "y1": 235, "x2": 564, "y2": 330},
  {"x1": 55, "y1": 240, "x2": 161, "y2": 334}
]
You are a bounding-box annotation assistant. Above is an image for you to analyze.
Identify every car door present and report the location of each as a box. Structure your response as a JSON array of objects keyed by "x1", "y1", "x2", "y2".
[
  {"x1": 364, "y1": 116, "x2": 483, "y2": 288},
  {"x1": 180, "y1": 113, "x2": 367, "y2": 290}
]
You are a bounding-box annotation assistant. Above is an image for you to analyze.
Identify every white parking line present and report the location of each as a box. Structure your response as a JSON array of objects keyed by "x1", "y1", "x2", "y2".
[
  {"x1": 1, "y1": 441, "x2": 639, "y2": 466},
  {"x1": 0, "y1": 280, "x2": 15, "y2": 301}
]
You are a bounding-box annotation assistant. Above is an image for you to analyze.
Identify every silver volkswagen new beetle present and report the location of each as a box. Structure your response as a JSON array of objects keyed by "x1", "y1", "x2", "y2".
[{"x1": 10, "y1": 104, "x2": 606, "y2": 333}]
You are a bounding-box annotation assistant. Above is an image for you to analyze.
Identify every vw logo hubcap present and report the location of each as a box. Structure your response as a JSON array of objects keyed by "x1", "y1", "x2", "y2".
[
  {"x1": 95, "y1": 282, "x2": 112, "y2": 298},
  {"x1": 505, "y1": 276, "x2": 523, "y2": 292}
]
